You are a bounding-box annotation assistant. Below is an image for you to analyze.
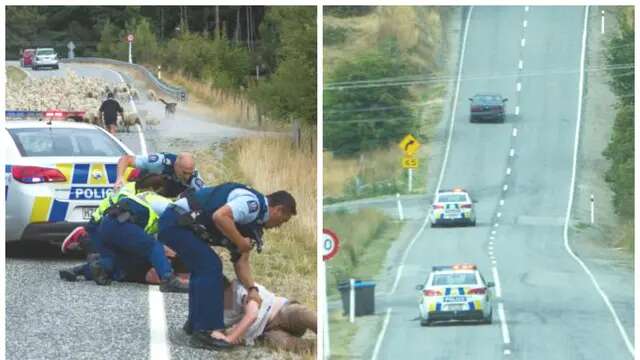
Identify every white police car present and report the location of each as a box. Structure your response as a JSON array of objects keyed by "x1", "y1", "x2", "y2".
[
  {"x1": 429, "y1": 188, "x2": 476, "y2": 227},
  {"x1": 4, "y1": 120, "x2": 134, "y2": 244},
  {"x1": 417, "y1": 264, "x2": 493, "y2": 326}
]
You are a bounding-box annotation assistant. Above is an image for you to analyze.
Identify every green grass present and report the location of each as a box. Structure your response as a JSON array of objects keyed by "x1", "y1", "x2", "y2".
[
  {"x1": 324, "y1": 208, "x2": 402, "y2": 298},
  {"x1": 327, "y1": 309, "x2": 360, "y2": 359},
  {"x1": 7, "y1": 66, "x2": 27, "y2": 83}
]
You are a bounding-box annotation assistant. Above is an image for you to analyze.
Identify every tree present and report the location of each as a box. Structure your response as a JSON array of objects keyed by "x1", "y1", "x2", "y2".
[{"x1": 324, "y1": 37, "x2": 417, "y2": 156}]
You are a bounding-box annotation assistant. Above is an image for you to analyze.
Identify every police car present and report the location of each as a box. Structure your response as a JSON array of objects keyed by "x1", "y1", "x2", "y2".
[
  {"x1": 4, "y1": 120, "x2": 134, "y2": 244},
  {"x1": 429, "y1": 188, "x2": 476, "y2": 227},
  {"x1": 417, "y1": 264, "x2": 494, "y2": 326}
]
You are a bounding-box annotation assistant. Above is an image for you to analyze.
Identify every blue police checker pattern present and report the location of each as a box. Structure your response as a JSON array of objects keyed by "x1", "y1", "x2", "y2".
[
  {"x1": 72, "y1": 164, "x2": 90, "y2": 184},
  {"x1": 105, "y1": 164, "x2": 117, "y2": 183},
  {"x1": 468, "y1": 302, "x2": 475, "y2": 311},
  {"x1": 436, "y1": 303, "x2": 442, "y2": 311},
  {"x1": 49, "y1": 200, "x2": 69, "y2": 222}
]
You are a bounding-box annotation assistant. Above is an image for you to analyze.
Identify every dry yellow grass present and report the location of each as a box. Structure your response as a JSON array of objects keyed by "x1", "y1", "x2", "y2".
[{"x1": 192, "y1": 135, "x2": 316, "y2": 358}]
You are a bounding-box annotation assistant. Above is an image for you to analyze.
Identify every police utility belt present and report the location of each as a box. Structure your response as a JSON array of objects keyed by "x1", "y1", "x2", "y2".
[
  {"x1": 105, "y1": 201, "x2": 146, "y2": 229},
  {"x1": 168, "y1": 202, "x2": 264, "y2": 260}
]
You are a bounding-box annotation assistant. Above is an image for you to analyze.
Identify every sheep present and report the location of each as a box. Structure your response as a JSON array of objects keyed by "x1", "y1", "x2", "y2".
[
  {"x1": 119, "y1": 112, "x2": 142, "y2": 132},
  {"x1": 147, "y1": 89, "x2": 157, "y2": 102}
]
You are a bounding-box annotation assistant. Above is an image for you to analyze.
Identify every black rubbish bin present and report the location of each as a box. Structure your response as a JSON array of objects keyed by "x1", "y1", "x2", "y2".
[{"x1": 337, "y1": 279, "x2": 376, "y2": 317}]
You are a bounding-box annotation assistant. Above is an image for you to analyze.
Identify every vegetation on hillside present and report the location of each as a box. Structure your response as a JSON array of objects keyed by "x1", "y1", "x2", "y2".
[{"x1": 603, "y1": 8, "x2": 634, "y2": 220}]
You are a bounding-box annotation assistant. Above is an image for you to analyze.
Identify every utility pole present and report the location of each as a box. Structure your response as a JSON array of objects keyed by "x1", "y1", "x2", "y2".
[{"x1": 216, "y1": 6, "x2": 220, "y2": 39}]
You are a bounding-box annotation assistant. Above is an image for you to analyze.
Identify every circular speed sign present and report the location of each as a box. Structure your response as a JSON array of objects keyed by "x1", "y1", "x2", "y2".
[
  {"x1": 127, "y1": 34, "x2": 135, "y2": 42},
  {"x1": 322, "y1": 228, "x2": 340, "y2": 261}
]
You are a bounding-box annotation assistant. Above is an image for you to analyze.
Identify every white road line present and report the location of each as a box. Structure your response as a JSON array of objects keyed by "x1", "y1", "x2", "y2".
[
  {"x1": 107, "y1": 68, "x2": 138, "y2": 113},
  {"x1": 491, "y1": 230, "x2": 496, "y2": 235},
  {"x1": 492, "y1": 267, "x2": 502, "y2": 298},
  {"x1": 503, "y1": 184, "x2": 509, "y2": 192},
  {"x1": 509, "y1": 148, "x2": 515, "y2": 157},
  {"x1": 525, "y1": 6, "x2": 529, "y2": 12},
  {"x1": 488, "y1": 250, "x2": 494, "y2": 256},
  {"x1": 493, "y1": 223, "x2": 499, "y2": 228},
  {"x1": 371, "y1": 308, "x2": 392, "y2": 360},
  {"x1": 506, "y1": 167, "x2": 512, "y2": 175},
  {"x1": 497, "y1": 212, "x2": 502, "y2": 218},
  {"x1": 396, "y1": 193, "x2": 404, "y2": 221},
  {"x1": 136, "y1": 124, "x2": 148, "y2": 156},
  {"x1": 390, "y1": 216, "x2": 429, "y2": 295},
  {"x1": 435, "y1": 6, "x2": 473, "y2": 193},
  {"x1": 488, "y1": 245, "x2": 494, "y2": 251},
  {"x1": 492, "y1": 259, "x2": 497, "y2": 265},
  {"x1": 512, "y1": 127, "x2": 518, "y2": 137},
  {"x1": 516, "y1": 82, "x2": 522, "y2": 92},
  {"x1": 505, "y1": 349, "x2": 512, "y2": 356},
  {"x1": 563, "y1": 6, "x2": 634, "y2": 356},
  {"x1": 523, "y1": 20, "x2": 528, "y2": 28},
  {"x1": 390, "y1": 6, "x2": 474, "y2": 296},
  {"x1": 489, "y1": 237, "x2": 495, "y2": 241},
  {"x1": 518, "y1": 60, "x2": 523, "y2": 69},
  {"x1": 375, "y1": 9, "x2": 474, "y2": 358},
  {"x1": 149, "y1": 286, "x2": 170, "y2": 360},
  {"x1": 521, "y1": 38, "x2": 526, "y2": 47},
  {"x1": 515, "y1": 105, "x2": 520, "y2": 116},
  {"x1": 498, "y1": 303, "x2": 511, "y2": 344},
  {"x1": 499, "y1": 199, "x2": 505, "y2": 206}
]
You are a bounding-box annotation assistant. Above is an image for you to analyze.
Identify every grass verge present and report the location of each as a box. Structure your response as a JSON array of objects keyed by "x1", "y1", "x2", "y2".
[
  {"x1": 324, "y1": 208, "x2": 402, "y2": 298},
  {"x1": 193, "y1": 135, "x2": 317, "y2": 310},
  {"x1": 327, "y1": 309, "x2": 359, "y2": 359},
  {"x1": 6, "y1": 66, "x2": 27, "y2": 83}
]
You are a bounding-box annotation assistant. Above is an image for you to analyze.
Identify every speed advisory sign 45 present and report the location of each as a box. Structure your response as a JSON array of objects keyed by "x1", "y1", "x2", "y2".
[{"x1": 322, "y1": 228, "x2": 339, "y2": 261}]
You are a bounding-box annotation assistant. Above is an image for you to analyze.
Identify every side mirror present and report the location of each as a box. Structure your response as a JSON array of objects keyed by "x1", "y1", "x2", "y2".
[
  {"x1": 503, "y1": 98, "x2": 509, "y2": 102},
  {"x1": 486, "y1": 281, "x2": 495, "y2": 288},
  {"x1": 416, "y1": 284, "x2": 424, "y2": 290}
]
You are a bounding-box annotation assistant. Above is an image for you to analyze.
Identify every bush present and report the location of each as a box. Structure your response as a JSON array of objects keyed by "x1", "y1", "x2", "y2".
[
  {"x1": 324, "y1": 26, "x2": 349, "y2": 46},
  {"x1": 325, "y1": 6, "x2": 376, "y2": 18},
  {"x1": 324, "y1": 37, "x2": 418, "y2": 156}
]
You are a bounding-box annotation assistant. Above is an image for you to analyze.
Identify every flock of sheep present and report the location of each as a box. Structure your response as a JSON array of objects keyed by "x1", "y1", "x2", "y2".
[{"x1": 6, "y1": 69, "x2": 160, "y2": 131}]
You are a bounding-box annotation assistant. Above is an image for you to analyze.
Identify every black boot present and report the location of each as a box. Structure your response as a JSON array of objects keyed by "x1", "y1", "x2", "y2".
[
  {"x1": 89, "y1": 258, "x2": 112, "y2": 285},
  {"x1": 59, "y1": 265, "x2": 84, "y2": 282},
  {"x1": 160, "y1": 274, "x2": 188, "y2": 293},
  {"x1": 183, "y1": 319, "x2": 193, "y2": 335}
]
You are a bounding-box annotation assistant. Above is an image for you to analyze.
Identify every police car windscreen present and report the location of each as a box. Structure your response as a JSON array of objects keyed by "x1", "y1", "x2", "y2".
[
  {"x1": 433, "y1": 273, "x2": 477, "y2": 286},
  {"x1": 8, "y1": 128, "x2": 126, "y2": 157},
  {"x1": 437, "y1": 194, "x2": 468, "y2": 203}
]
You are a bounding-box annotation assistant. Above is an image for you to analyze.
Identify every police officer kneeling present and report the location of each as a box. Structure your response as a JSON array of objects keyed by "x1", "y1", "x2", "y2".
[
  {"x1": 92, "y1": 186, "x2": 188, "y2": 292},
  {"x1": 158, "y1": 182, "x2": 296, "y2": 350}
]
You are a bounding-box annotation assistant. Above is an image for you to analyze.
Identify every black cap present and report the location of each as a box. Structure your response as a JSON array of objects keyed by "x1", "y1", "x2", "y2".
[{"x1": 107, "y1": 92, "x2": 114, "y2": 99}]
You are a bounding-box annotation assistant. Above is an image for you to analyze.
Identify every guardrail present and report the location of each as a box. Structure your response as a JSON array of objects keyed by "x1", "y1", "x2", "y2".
[{"x1": 61, "y1": 57, "x2": 187, "y2": 103}]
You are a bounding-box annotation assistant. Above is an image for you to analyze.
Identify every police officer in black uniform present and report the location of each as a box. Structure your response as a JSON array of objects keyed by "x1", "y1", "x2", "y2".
[
  {"x1": 157, "y1": 182, "x2": 296, "y2": 350},
  {"x1": 114, "y1": 152, "x2": 205, "y2": 198}
]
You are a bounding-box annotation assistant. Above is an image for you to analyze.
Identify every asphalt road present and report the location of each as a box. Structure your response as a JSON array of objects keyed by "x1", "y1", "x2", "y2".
[
  {"x1": 371, "y1": 6, "x2": 634, "y2": 360},
  {"x1": 5, "y1": 62, "x2": 269, "y2": 359}
]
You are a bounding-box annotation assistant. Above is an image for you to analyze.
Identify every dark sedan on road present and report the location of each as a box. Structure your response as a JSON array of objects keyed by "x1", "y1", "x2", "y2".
[{"x1": 469, "y1": 94, "x2": 508, "y2": 123}]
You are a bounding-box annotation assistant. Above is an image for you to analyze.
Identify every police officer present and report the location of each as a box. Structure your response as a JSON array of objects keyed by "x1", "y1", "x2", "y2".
[
  {"x1": 99, "y1": 92, "x2": 124, "y2": 135},
  {"x1": 157, "y1": 182, "x2": 296, "y2": 350},
  {"x1": 88, "y1": 187, "x2": 187, "y2": 292},
  {"x1": 114, "y1": 152, "x2": 205, "y2": 198}
]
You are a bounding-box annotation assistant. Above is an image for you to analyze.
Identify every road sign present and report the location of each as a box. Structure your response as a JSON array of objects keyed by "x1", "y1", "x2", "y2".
[
  {"x1": 67, "y1": 41, "x2": 75, "y2": 50},
  {"x1": 398, "y1": 133, "x2": 421, "y2": 156},
  {"x1": 402, "y1": 156, "x2": 418, "y2": 169},
  {"x1": 127, "y1": 34, "x2": 135, "y2": 42},
  {"x1": 322, "y1": 228, "x2": 340, "y2": 261}
]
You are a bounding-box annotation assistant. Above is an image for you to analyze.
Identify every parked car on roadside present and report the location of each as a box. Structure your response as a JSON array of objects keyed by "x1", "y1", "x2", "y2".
[
  {"x1": 33, "y1": 48, "x2": 59, "y2": 70},
  {"x1": 20, "y1": 49, "x2": 36, "y2": 67}
]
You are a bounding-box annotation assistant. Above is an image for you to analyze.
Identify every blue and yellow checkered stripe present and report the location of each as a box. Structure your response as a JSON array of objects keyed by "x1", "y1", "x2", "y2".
[
  {"x1": 429, "y1": 287, "x2": 482, "y2": 312},
  {"x1": 27, "y1": 163, "x2": 119, "y2": 222}
]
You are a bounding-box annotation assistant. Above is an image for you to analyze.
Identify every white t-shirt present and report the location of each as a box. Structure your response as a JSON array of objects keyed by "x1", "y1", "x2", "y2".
[{"x1": 223, "y1": 280, "x2": 279, "y2": 345}]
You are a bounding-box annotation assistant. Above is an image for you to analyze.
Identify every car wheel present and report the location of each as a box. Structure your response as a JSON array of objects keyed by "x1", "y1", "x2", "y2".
[
  {"x1": 420, "y1": 319, "x2": 431, "y2": 327},
  {"x1": 430, "y1": 222, "x2": 438, "y2": 228},
  {"x1": 483, "y1": 310, "x2": 493, "y2": 324},
  {"x1": 54, "y1": 65, "x2": 59, "y2": 70}
]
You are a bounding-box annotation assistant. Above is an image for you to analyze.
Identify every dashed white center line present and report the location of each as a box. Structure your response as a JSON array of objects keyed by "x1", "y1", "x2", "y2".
[
  {"x1": 506, "y1": 167, "x2": 512, "y2": 175},
  {"x1": 525, "y1": 6, "x2": 529, "y2": 12},
  {"x1": 488, "y1": 245, "x2": 494, "y2": 251},
  {"x1": 491, "y1": 230, "x2": 497, "y2": 235},
  {"x1": 518, "y1": 60, "x2": 523, "y2": 69},
  {"x1": 492, "y1": 259, "x2": 497, "y2": 265},
  {"x1": 505, "y1": 349, "x2": 512, "y2": 356},
  {"x1": 489, "y1": 250, "x2": 494, "y2": 256},
  {"x1": 497, "y1": 212, "x2": 502, "y2": 218},
  {"x1": 499, "y1": 199, "x2": 505, "y2": 206},
  {"x1": 516, "y1": 82, "x2": 522, "y2": 92},
  {"x1": 515, "y1": 106, "x2": 520, "y2": 116},
  {"x1": 521, "y1": 38, "x2": 526, "y2": 47},
  {"x1": 512, "y1": 127, "x2": 518, "y2": 137},
  {"x1": 523, "y1": 20, "x2": 528, "y2": 28},
  {"x1": 491, "y1": 267, "x2": 502, "y2": 298},
  {"x1": 490, "y1": 237, "x2": 495, "y2": 241},
  {"x1": 509, "y1": 148, "x2": 516, "y2": 157},
  {"x1": 494, "y1": 223, "x2": 499, "y2": 228},
  {"x1": 498, "y1": 304, "x2": 511, "y2": 344},
  {"x1": 503, "y1": 184, "x2": 509, "y2": 192}
]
